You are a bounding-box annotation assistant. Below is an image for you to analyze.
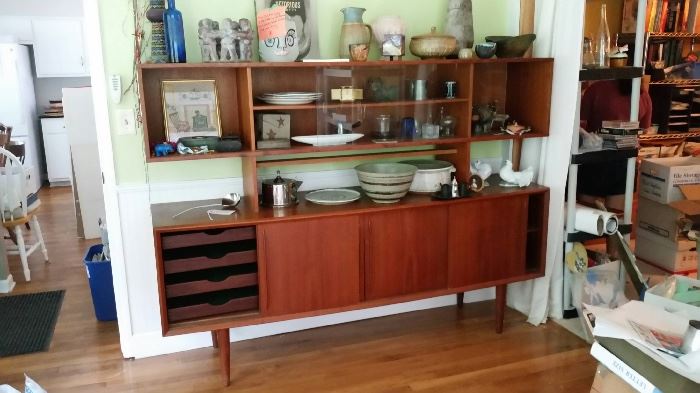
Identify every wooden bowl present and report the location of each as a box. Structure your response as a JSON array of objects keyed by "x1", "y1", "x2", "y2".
[
  {"x1": 485, "y1": 34, "x2": 536, "y2": 58},
  {"x1": 409, "y1": 27, "x2": 458, "y2": 59}
]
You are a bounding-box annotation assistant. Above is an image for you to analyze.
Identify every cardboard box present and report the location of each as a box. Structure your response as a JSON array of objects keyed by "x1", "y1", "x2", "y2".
[
  {"x1": 644, "y1": 275, "x2": 700, "y2": 321},
  {"x1": 635, "y1": 230, "x2": 698, "y2": 273},
  {"x1": 590, "y1": 364, "x2": 638, "y2": 393},
  {"x1": 639, "y1": 157, "x2": 700, "y2": 204},
  {"x1": 636, "y1": 197, "x2": 688, "y2": 242}
]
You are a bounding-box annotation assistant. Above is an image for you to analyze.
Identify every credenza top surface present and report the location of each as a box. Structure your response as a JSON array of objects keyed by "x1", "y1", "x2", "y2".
[{"x1": 151, "y1": 181, "x2": 549, "y2": 233}]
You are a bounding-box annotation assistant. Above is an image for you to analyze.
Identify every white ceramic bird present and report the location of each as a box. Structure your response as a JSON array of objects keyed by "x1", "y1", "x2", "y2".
[
  {"x1": 470, "y1": 160, "x2": 492, "y2": 179},
  {"x1": 498, "y1": 160, "x2": 534, "y2": 187}
]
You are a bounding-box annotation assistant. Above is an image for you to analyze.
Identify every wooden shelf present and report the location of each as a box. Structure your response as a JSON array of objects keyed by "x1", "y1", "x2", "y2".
[
  {"x1": 147, "y1": 150, "x2": 258, "y2": 163},
  {"x1": 579, "y1": 67, "x2": 643, "y2": 81},
  {"x1": 138, "y1": 57, "x2": 554, "y2": 71},
  {"x1": 649, "y1": 32, "x2": 700, "y2": 39},
  {"x1": 470, "y1": 132, "x2": 547, "y2": 142},
  {"x1": 650, "y1": 79, "x2": 700, "y2": 85},
  {"x1": 252, "y1": 98, "x2": 470, "y2": 111},
  {"x1": 255, "y1": 137, "x2": 469, "y2": 157},
  {"x1": 257, "y1": 148, "x2": 458, "y2": 168}
]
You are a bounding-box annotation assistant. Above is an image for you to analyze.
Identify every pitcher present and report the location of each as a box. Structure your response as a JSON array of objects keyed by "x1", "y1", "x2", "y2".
[{"x1": 339, "y1": 7, "x2": 372, "y2": 59}]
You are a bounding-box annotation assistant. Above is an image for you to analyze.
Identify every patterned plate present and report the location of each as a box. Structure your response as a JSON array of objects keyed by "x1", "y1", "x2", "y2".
[{"x1": 305, "y1": 189, "x2": 361, "y2": 205}]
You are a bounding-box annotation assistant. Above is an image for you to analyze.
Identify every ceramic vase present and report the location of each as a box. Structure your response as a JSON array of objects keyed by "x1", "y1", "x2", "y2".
[
  {"x1": 163, "y1": 0, "x2": 186, "y2": 63},
  {"x1": 445, "y1": 0, "x2": 474, "y2": 51},
  {"x1": 147, "y1": 0, "x2": 168, "y2": 63},
  {"x1": 339, "y1": 7, "x2": 372, "y2": 59}
]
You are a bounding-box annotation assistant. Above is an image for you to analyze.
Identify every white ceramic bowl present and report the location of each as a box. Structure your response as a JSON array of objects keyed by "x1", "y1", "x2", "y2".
[
  {"x1": 355, "y1": 162, "x2": 417, "y2": 203},
  {"x1": 400, "y1": 160, "x2": 455, "y2": 193}
]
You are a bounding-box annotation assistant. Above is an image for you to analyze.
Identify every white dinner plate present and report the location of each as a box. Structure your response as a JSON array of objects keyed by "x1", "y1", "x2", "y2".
[{"x1": 305, "y1": 189, "x2": 361, "y2": 205}]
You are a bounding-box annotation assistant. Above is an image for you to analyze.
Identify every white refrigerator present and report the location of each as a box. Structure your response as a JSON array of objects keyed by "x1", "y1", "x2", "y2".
[{"x1": 0, "y1": 42, "x2": 43, "y2": 194}]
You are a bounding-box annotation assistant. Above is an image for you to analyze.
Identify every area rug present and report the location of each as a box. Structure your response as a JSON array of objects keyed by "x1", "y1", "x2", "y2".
[{"x1": 0, "y1": 290, "x2": 65, "y2": 357}]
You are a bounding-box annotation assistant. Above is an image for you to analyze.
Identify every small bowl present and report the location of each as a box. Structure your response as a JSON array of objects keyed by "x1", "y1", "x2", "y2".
[
  {"x1": 485, "y1": 34, "x2": 536, "y2": 58},
  {"x1": 474, "y1": 42, "x2": 497, "y2": 59},
  {"x1": 610, "y1": 54, "x2": 628, "y2": 68},
  {"x1": 355, "y1": 162, "x2": 417, "y2": 203}
]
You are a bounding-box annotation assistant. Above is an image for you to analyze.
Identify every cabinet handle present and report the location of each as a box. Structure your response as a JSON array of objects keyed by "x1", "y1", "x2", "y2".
[{"x1": 80, "y1": 56, "x2": 84, "y2": 67}]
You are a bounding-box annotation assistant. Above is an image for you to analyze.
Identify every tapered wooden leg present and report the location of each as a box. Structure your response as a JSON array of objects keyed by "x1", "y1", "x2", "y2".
[
  {"x1": 211, "y1": 331, "x2": 218, "y2": 348},
  {"x1": 495, "y1": 285, "x2": 507, "y2": 334},
  {"x1": 216, "y1": 329, "x2": 230, "y2": 386},
  {"x1": 456, "y1": 293, "x2": 464, "y2": 308}
]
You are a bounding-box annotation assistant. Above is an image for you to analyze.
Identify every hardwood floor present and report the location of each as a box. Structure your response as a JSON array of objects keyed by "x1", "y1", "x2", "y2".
[{"x1": 0, "y1": 187, "x2": 597, "y2": 392}]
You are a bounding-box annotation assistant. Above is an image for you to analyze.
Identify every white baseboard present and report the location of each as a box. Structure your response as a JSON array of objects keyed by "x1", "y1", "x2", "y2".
[
  {"x1": 128, "y1": 290, "x2": 494, "y2": 359},
  {"x1": 0, "y1": 274, "x2": 16, "y2": 293}
]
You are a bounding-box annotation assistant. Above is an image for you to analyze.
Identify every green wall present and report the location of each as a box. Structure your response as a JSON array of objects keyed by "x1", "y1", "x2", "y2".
[{"x1": 97, "y1": 0, "x2": 511, "y2": 184}]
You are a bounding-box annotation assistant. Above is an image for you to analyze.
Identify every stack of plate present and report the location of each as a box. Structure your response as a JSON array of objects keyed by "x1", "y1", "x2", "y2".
[{"x1": 257, "y1": 92, "x2": 322, "y2": 105}]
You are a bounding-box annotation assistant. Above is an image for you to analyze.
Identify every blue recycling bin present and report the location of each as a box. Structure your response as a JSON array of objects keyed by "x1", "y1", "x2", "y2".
[{"x1": 84, "y1": 244, "x2": 117, "y2": 321}]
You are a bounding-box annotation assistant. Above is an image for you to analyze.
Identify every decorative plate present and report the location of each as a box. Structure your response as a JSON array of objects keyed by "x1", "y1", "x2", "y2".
[{"x1": 305, "y1": 189, "x2": 361, "y2": 205}]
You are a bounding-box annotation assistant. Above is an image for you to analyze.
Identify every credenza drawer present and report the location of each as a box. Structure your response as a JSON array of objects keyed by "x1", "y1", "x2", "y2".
[
  {"x1": 167, "y1": 288, "x2": 259, "y2": 323},
  {"x1": 161, "y1": 226, "x2": 256, "y2": 249},
  {"x1": 166, "y1": 272, "x2": 258, "y2": 298},
  {"x1": 164, "y1": 249, "x2": 257, "y2": 274}
]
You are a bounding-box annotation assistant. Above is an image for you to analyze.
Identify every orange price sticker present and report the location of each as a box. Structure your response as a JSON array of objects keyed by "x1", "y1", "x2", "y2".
[{"x1": 257, "y1": 6, "x2": 287, "y2": 41}]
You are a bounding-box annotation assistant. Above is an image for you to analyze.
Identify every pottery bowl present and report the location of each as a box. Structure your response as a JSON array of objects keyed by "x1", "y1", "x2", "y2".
[
  {"x1": 355, "y1": 162, "x2": 418, "y2": 203},
  {"x1": 474, "y1": 42, "x2": 497, "y2": 59},
  {"x1": 485, "y1": 34, "x2": 536, "y2": 58},
  {"x1": 409, "y1": 27, "x2": 458, "y2": 59},
  {"x1": 399, "y1": 160, "x2": 455, "y2": 193}
]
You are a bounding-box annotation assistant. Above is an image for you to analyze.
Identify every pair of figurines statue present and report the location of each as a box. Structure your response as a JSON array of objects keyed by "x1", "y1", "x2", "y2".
[{"x1": 198, "y1": 18, "x2": 254, "y2": 62}]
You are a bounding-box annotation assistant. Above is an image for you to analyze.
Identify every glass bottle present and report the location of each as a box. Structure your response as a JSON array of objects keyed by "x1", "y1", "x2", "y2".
[
  {"x1": 582, "y1": 37, "x2": 596, "y2": 69},
  {"x1": 595, "y1": 3, "x2": 611, "y2": 68},
  {"x1": 163, "y1": 0, "x2": 186, "y2": 63}
]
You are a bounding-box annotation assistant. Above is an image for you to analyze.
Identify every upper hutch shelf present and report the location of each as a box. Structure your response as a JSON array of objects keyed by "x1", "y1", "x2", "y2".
[{"x1": 138, "y1": 58, "x2": 554, "y2": 168}]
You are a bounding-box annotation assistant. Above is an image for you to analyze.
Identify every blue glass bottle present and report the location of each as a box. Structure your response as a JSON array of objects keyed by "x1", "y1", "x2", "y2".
[{"x1": 163, "y1": 0, "x2": 186, "y2": 63}]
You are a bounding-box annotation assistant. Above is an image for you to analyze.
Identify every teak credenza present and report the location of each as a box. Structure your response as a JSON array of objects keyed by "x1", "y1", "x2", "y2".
[{"x1": 141, "y1": 58, "x2": 554, "y2": 385}]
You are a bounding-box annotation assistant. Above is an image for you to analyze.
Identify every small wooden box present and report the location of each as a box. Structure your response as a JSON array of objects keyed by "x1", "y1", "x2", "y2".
[
  {"x1": 256, "y1": 113, "x2": 291, "y2": 141},
  {"x1": 331, "y1": 87, "x2": 363, "y2": 102}
]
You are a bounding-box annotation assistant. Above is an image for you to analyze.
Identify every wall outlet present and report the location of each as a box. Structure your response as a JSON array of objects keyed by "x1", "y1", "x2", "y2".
[{"x1": 117, "y1": 109, "x2": 136, "y2": 135}]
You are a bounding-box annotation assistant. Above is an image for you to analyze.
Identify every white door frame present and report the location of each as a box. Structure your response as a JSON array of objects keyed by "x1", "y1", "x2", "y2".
[{"x1": 82, "y1": 0, "x2": 135, "y2": 357}]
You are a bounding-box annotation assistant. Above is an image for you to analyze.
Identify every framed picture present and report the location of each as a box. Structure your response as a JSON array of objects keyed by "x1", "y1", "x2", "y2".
[{"x1": 161, "y1": 80, "x2": 222, "y2": 143}]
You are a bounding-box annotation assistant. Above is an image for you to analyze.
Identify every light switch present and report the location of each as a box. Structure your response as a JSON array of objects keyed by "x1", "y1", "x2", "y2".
[{"x1": 117, "y1": 109, "x2": 136, "y2": 135}]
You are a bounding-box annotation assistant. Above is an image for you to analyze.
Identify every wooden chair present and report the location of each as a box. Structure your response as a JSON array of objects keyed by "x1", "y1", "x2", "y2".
[
  {"x1": 0, "y1": 147, "x2": 48, "y2": 281},
  {"x1": 0, "y1": 124, "x2": 11, "y2": 167}
]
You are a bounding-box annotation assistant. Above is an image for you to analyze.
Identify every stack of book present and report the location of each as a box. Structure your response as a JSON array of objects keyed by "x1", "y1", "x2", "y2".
[
  {"x1": 601, "y1": 134, "x2": 638, "y2": 149},
  {"x1": 42, "y1": 100, "x2": 63, "y2": 118},
  {"x1": 644, "y1": 0, "x2": 699, "y2": 33}
]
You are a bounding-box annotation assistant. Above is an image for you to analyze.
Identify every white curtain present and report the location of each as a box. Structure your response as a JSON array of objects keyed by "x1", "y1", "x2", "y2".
[{"x1": 506, "y1": 0, "x2": 584, "y2": 324}]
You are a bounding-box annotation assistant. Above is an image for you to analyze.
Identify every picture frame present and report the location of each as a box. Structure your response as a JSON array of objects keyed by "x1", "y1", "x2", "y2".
[{"x1": 161, "y1": 80, "x2": 222, "y2": 143}]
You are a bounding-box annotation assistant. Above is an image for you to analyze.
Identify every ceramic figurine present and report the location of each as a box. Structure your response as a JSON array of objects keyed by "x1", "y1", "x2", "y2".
[
  {"x1": 237, "y1": 18, "x2": 254, "y2": 61},
  {"x1": 220, "y1": 18, "x2": 240, "y2": 61},
  {"x1": 154, "y1": 143, "x2": 174, "y2": 157},
  {"x1": 198, "y1": 19, "x2": 220, "y2": 62},
  {"x1": 445, "y1": 0, "x2": 474, "y2": 51},
  {"x1": 499, "y1": 160, "x2": 534, "y2": 188}
]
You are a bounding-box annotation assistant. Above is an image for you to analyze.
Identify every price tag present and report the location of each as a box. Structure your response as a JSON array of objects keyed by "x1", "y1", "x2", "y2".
[{"x1": 257, "y1": 6, "x2": 287, "y2": 41}]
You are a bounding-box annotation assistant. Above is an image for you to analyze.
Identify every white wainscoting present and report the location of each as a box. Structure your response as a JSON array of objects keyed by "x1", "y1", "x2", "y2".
[{"x1": 115, "y1": 170, "x2": 495, "y2": 359}]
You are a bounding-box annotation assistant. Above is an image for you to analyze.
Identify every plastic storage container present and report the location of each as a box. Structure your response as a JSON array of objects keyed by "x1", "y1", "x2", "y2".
[{"x1": 84, "y1": 244, "x2": 117, "y2": 321}]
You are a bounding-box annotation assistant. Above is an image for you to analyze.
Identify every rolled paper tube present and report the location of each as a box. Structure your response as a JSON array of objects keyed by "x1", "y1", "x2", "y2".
[
  {"x1": 574, "y1": 205, "x2": 619, "y2": 236},
  {"x1": 574, "y1": 206, "x2": 604, "y2": 236}
]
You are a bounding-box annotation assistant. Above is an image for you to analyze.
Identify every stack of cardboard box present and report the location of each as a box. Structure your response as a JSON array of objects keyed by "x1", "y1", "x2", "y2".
[{"x1": 637, "y1": 157, "x2": 700, "y2": 277}]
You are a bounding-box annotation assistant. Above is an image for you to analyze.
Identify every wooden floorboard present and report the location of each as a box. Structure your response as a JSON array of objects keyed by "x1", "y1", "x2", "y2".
[{"x1": 0, "y1": 187, "x2": 597, "y2": 392}]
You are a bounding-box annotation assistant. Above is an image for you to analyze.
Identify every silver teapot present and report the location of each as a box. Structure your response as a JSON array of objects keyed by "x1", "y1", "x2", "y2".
[{"x1": 261, "y1": 171, "x2": 303, "y2": 208}]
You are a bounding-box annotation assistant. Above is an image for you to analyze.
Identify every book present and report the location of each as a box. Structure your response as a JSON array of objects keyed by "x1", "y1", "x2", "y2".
[
  {"x1": 688, "y1": 0, "x2": 700, "y2": 32},
  {"x1": 659, "y1": 0, "x2": 669, "y2": 32},
  {"x1": 590, "y1": 341, "x2": 661, "y2": 393},
  {"x1": 666, "y1": 0, "x2": 679, "y2": 32}
]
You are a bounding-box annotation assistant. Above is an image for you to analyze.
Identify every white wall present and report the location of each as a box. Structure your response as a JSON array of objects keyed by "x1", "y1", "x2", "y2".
[
  {"x1": 0, "y1": 0, "x2": 83, "y2": 17},
  {"x1": 33, "y1": 76, "x2": 90, "y2": 110}
]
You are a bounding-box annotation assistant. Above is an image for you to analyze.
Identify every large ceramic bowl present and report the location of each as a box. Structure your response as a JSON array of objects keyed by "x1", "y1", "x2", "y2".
[
  {"x1": 474, "y1": 42, "x2": 497, "y2": 59},
  {"x1": 485, "y1": 34, "x2": 536, "y2": 58},
  {"x1": 409, "y1": 27, "x2": 458, "y2": 59},
  {"x1": 399, "y1": 160, "x2": 455, "y2": 193},
  {"x1": 355, "y1": 162, "x2": 418, "y2": 203}
]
